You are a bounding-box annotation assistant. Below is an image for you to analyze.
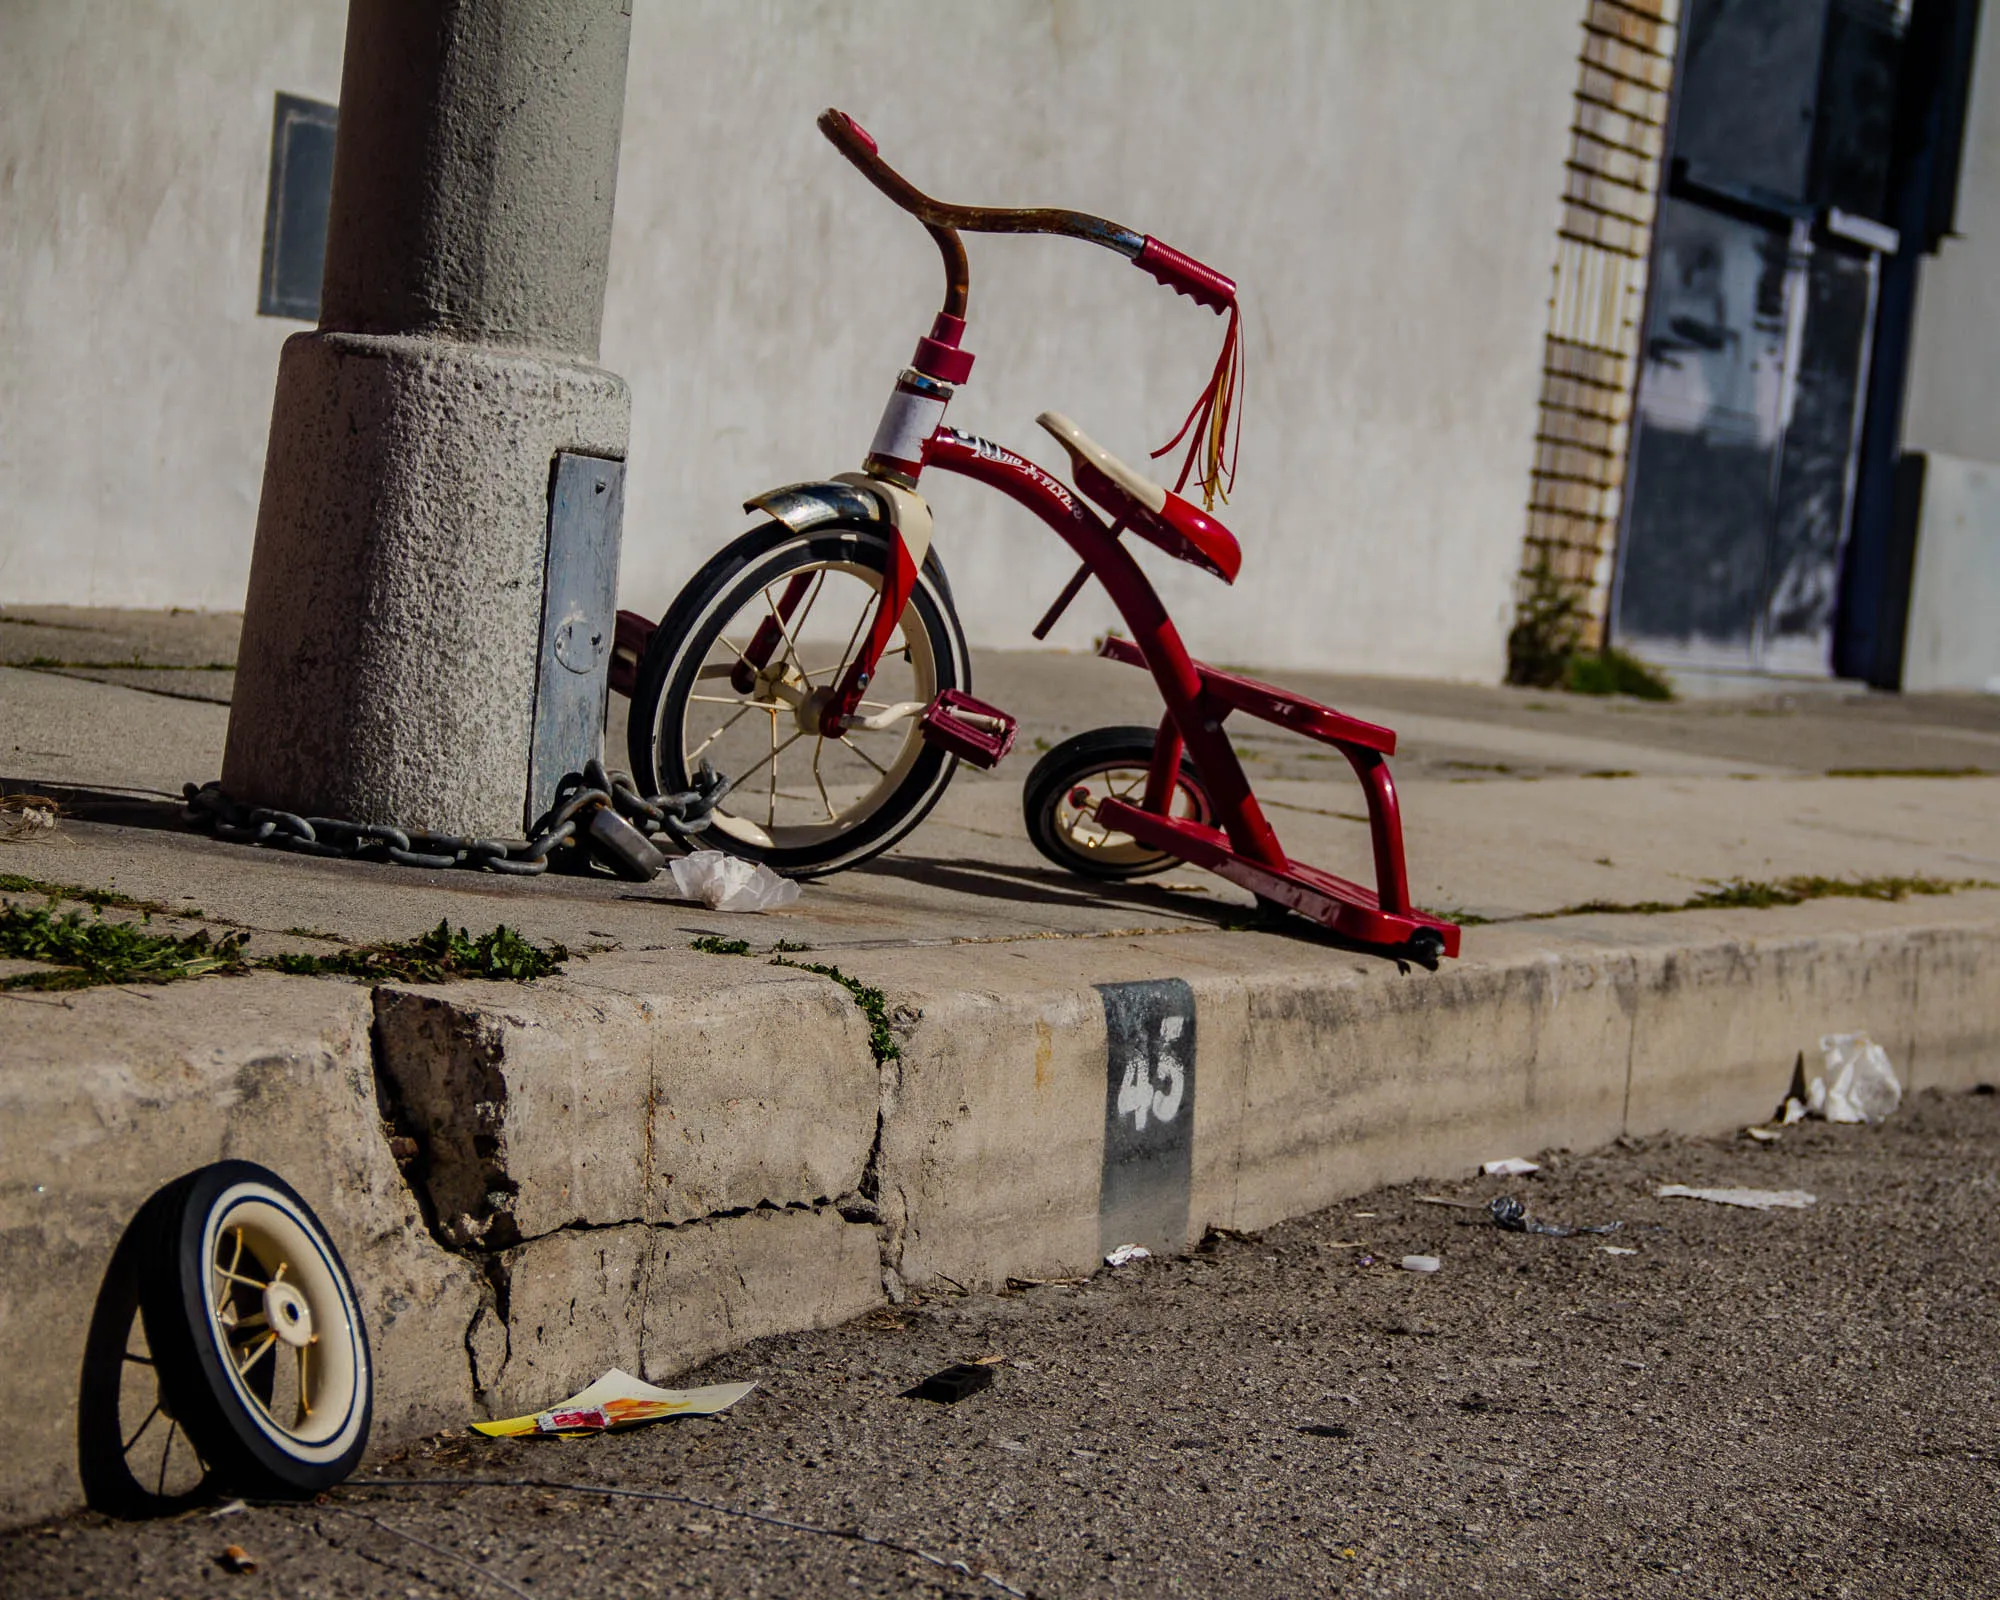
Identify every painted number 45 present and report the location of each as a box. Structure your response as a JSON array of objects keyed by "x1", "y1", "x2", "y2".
[{"x1": 1116, "y1": 1015, "x2": 1187, "y2": 1133}]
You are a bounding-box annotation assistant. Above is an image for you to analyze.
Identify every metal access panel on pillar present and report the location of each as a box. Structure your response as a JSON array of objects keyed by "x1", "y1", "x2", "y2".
[{"x1": 529, "y1": 453, "x2": 626, "y2": 827}]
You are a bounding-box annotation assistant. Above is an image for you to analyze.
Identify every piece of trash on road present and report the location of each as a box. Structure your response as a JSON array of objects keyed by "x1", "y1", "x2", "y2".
[
  {"x1": 1104, "y1": 1243, "x2": 1151, "y2": 1267},
  {"x1": 1813, "y1": 1033, "x2": 1902, "y2": 1124},
  {"x1": 1601, "y1": 1245, "x2": 1638, "y2": 1256},
  {"x1": 667, "y1": 850, "x2": 801, "y2": 913},
  {"x1": 217, "y1": 1545, "x2": 258, "y2": 1575},
  {"x1": 1778, "y1": 1036, "x2": 1903, "y2": 1125},
  {"x1": 472, "y1": 1368, "x2": 754, "y2": 1437},
  {"x1": 1487, "y1": 1196, "x2": 1621, "y2": 1237},
  {"x1": 1400, "y1": 1255, "x2": 1441, "y2": 1273},
  {"x1": 1482, "y1": 1157, "x2": 1540, "y2": 1177},
  {"x1": 1656, "y1": 1185, "x2": 1816, "y2": 1210},
  {"x1": 207, "y1": 1499, "x2": 247, "y2": 1519},
  {"x1": 1744, "y1": 1126, "x2": 1781, "y2": 1143},
  {"x1": 902, "y1": 1363, "x2": 996, "y2": 1404}
]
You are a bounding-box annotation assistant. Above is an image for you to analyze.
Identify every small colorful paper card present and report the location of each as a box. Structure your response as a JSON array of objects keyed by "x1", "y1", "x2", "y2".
[{"x1": 472, "y1": 1368, "x2": 756, "y2": 1438}]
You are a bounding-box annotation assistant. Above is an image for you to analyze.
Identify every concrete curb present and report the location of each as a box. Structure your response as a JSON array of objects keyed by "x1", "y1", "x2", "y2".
[{"x1": 4, "y1": 897, "x2": 1996, "y2": 1524}]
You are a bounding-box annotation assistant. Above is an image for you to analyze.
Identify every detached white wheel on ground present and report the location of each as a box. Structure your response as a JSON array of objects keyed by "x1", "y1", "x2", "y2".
[{"x1": 137, "y1": 1161, "x2": 372, "y2": 1498}]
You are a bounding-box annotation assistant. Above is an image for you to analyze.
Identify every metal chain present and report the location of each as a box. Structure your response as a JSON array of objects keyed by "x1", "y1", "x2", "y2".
[{"x1": 182, "y1": 759, "x2": 731, "y2": 880}]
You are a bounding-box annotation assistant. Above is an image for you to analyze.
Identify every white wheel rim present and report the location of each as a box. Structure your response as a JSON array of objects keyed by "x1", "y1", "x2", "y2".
[
  {"x1": 1053, "y1": 762, "x2": 1204, "y2": 867},
  {"x1": 200, "y1": 1184, "x2": 366, "y2": 1462},
  {"x1": 669, "y1": 556, "x2": 942, "y2": 851}
]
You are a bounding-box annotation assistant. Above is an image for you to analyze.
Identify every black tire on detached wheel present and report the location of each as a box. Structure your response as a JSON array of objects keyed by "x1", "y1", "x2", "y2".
[
  {"x1": 1022, "y1": 725, "x2": 1214, "y2": 880},
  {"x1": 136, "y1": 1161, "x2": 373, "y2": 1499},
  {"x1": 627, "y1": 519, "x2": 970, "y2": 878}
]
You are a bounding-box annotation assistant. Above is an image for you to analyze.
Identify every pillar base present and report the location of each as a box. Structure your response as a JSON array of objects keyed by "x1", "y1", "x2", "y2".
[{"x1": 223, "y1": 330, "x2": 630, "y2": 836}]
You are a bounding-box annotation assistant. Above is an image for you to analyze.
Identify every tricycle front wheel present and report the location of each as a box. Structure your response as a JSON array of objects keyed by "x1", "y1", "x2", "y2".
[{"x1": 627, "y1": 520, "x2": 970, "y2": 877}]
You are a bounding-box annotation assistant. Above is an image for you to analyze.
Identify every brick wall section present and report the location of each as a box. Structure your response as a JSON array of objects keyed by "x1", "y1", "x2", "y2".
[{"x1": 1521, "y1": 0, "x2": 1680, "y2": 644}]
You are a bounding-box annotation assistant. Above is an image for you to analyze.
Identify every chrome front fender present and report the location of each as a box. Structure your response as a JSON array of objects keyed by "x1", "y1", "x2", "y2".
[
  {"x1": 744, "y1": 479, "x2": 892, "y2": 533},
  {"x1": 745, "y1": 474, "x2": 935, "y2": 573}
]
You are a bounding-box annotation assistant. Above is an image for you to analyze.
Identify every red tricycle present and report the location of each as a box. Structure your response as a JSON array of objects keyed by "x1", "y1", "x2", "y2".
[{"x1": 615, "y1": 109, "x2": 1459, "y2": 965}]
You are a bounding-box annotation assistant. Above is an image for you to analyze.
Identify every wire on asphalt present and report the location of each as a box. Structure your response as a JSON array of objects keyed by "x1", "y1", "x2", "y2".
[
  {"x1": 346, "y1": 1475, "x2": 1032, "y2": 1599},
  {"x1": 315, "y1": 1503, "x2": 541, "y2": 1600}
]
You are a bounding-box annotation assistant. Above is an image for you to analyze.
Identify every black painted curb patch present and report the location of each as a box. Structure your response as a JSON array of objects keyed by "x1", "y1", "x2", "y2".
[{"x1": 1097, "y1": 978, "x2": 1195, "y2": 1257}]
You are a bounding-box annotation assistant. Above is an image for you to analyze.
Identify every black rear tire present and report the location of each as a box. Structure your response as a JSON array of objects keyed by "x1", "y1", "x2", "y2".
[{"x1": 1022, "y1": 726, "x2": 1214, "y2": 880}]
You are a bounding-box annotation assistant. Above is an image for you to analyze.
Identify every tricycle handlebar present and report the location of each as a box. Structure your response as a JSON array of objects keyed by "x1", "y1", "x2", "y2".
[{"x1": 818, "y1": 109, "x2": 1233, "y2": 321}]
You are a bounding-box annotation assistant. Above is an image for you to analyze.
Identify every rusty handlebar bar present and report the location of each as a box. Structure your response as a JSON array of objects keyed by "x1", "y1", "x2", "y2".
[{"x1": 817, "y1": 109, "x2": 1234, "y2": 320}]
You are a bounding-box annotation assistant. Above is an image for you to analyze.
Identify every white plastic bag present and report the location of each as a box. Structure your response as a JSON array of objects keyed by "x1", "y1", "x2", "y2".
[
  {"x1": 1815, "y1": 1032, "x2": 1902, "y2": 1124},
  {"x1": 667, "y1": 850, "x2": 801, "y2": 913}
]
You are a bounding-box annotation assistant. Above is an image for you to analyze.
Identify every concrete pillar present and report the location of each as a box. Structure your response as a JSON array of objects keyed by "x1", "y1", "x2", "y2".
[{"x1": 223, "y1": 0, "x2": 634, "y2": 836}]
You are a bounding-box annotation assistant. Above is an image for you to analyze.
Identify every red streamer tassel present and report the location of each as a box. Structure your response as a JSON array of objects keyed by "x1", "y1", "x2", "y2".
[{"x1": 1150, "y1": 301, "x2": 1242, "y2": 511}]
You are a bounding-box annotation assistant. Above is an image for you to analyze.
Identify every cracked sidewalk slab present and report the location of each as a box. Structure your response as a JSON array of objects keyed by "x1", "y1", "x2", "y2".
[{"x1": 370, "y1": 955, "x2": 881, "y2": 1247}]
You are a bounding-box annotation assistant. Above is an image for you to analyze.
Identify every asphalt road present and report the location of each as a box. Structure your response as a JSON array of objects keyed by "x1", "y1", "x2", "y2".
[{"x1": 8, "y1": 1089, "x2": 1999, "y2": 1599}]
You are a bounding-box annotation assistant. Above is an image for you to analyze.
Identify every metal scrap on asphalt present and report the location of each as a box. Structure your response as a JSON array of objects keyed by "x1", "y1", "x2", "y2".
[{"x1": 1655, "y1": 1185, "x2": 1817, "y2": 1210}]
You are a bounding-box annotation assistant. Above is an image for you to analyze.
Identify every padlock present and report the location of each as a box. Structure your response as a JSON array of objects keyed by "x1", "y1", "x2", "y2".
[{"x1": 586, "y1": 805, "x2": 666, "y2": 882}]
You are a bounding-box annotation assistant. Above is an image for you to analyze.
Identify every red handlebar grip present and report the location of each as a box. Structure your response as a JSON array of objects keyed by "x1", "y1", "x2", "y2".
[
  {"x1": 820, "y1": 107, "x2": 877, "y2": 156},
  {"x1": 1135, "y1": 236, "x2": 1235, "y2": 314}
]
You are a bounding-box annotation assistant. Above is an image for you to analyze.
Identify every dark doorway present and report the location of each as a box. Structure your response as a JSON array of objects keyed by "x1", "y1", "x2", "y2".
[{"x1": 1612, "y1": 0, "x2": 1908, "y2": 674}]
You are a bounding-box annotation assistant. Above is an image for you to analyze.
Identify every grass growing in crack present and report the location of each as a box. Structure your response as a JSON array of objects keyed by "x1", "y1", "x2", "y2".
[
  {"x1": 689, "y1": 932, "x2": 815, "y2": 955},
  {"x1": 0, "y1": 873, "x2": 185, "y2": 916},
  {"x1": 266, "y1": 921, "x2": 565, "y2": 983},
  {"x1": 0, "y1": 901, "x2": 250, "y2": 990},
  {"x1": 0, "y1": 879, "x2": 565, "y2": 990},
  {"x1": 770, "y1": 956, "x2": 901, "y2": 1064},
  {"x1": 1436, "y1": 873, "x2": 1996, "y2": 928}
]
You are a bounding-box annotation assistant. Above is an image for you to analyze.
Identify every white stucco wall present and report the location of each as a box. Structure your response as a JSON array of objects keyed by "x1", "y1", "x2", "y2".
[
  {"x1": 604, "y1": 0, "x2": 1580, "y2": 678},
  {"x1": 0, "y1": 0, "x2": 347, "y2": 609},
  {"x1": 1903, "y1": 0, "x2": 2000, "y2": 466},
  {"x1": 0, "y1": 0, "x2": 1582, "y2": 682},
  {"x1": 1899, "y1": 2, "x2": 1999, "y2": 693}
]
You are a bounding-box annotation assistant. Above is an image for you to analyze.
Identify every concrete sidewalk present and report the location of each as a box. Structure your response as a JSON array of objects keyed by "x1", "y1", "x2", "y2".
[{"x1": 4, "y1": 610, "x2": 1999, "y2": 1524}]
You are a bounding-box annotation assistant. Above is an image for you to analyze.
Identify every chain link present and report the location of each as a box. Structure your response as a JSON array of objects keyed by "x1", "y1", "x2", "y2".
[{"x1": 182, "y1": 760, "x2": 731, "y2": 880}]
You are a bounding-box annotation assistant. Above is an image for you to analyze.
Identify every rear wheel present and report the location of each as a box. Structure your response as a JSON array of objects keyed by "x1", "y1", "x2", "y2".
[
  {"x1": 1023, "y1": 726, "x2": 1214, "y2": 880},
  {"x1": 628, "y1": 521, "x2": 969, "y2": 877}
]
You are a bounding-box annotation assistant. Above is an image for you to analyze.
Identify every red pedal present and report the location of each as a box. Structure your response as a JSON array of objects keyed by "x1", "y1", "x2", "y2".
[{"x1": 919, "y1": 690, "x2": 1018, "y2": 769}]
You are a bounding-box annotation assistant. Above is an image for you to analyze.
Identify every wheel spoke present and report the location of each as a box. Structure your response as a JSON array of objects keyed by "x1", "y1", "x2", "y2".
[
  {"x1": 122, "y1": 1402, "x2": 160, "y2": 1455},
  {"x1": 760, "y1": 584, "x2": 815, "y2": 690},
  {"x1": 215, "y1": 1227, "x2": 247, "y2": 1314},
  {"x1": 838, "y1": 735, "x2": 890, "y2": 776},
  {"x1": 686, "y1": 702, "x2": 755, "y2": 764},
  {"x1": 215, "y1": 1267, "x2": 268, "y2": 1293},
  {"x1": 788, "y1": 568, "x2": 831, "y2": 642},
  {"x1": 766, "y1": 709, "x2": 779, "y2": 828},
  {"x1": 726, "y1": 729, "x2": 808, "y2": 806},
  {"x1": 687, "y1": 693, "x2": 783, "y2": 708},
  {"x1": 297, "y1": 1342, "x2": 312, "y2": 1422},
  {"x1": 811, "y1": 741, "x2": 836, "y2": 821},
  {"x1": 236, "y1": 1331, "x2": 278, "y2": 1378},
  {"x1": 828, "y1": 583, "x2": 874, "y2": 692},
  {"x1": 157, "y1": 1419, "x2": 177, "y2": 1496}
]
